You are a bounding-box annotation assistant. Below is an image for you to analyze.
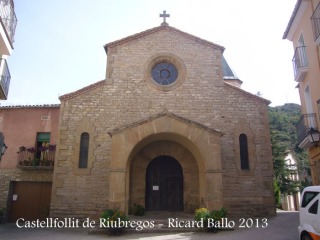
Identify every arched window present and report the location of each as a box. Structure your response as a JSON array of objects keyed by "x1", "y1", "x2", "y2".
[
  {"x1": 239, "y1": 134, "x2": 249, "y2": 170},
  {"x1": 79, "y1": 132, "x2": 89, "y2": 168}
]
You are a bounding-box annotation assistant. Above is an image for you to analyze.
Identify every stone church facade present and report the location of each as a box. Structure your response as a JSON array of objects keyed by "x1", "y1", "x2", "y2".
[{"x1": 50, "y1": 23, "x2": 275, "y2": 219}]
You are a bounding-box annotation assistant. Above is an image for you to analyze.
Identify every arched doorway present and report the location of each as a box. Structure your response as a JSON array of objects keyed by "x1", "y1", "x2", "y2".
[
  {"x1": 107, "y1": 113, "x2": 223, "y2": 213},
  {"x1": 145, "y1": 156, "x2": 183, "y2": 211}
]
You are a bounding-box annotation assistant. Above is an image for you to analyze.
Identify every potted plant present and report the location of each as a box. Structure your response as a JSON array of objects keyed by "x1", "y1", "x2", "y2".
[
  {"x1": 0, "y1": 208, "x2": 5, "y2": 224},
  {"x1": 31, "y1": 158, "x2": 39, "y2": 167},
  {"x1": 206, "y1": 208, "x2": 228, "y2": 232},
  {"x1": 194, "y1": 207, "x2": 228, "y2": 232},
  {"x1": 132, "y1": 204, "x2": 145, "y2": 216},
  {"x1": 194, "y1": 207, "x2": 209, "y2": 227},
  {"x1": 101, "y1": 209, "x2": 128, "y2": 235}
]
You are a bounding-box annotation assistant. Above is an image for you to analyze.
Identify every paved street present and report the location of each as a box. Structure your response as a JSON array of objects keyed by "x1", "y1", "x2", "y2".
[{"x1": 0, "y1": 211, "x2": 299, "y2": 240}]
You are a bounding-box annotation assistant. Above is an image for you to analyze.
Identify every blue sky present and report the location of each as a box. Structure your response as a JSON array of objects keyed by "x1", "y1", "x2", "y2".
[{"x1": 4, "y1": 0, "x2": 298, "y2": 106}]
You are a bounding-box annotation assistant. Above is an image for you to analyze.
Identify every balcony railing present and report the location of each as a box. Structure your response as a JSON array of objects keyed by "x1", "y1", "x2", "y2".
[
  {"x1": 17, "y1": 145, "x2": 56, "y2": 169},
  {"x1": 0, "y1": 0, "x2": 17, "y2": 45},
  {"x1": 296, "y1": 113, "x2": 318, "y2": 146},
  {"x1": 0, "y1": 58, "x2": 10, "y2": 99},
  {"x1": 292, "y1": 46, "x2": 308, "y2": 82},
  {"x1": 311, "y1": 2, "x2": 320, "y2": 44}
]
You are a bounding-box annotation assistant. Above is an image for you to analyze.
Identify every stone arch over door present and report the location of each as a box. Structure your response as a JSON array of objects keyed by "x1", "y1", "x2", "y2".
[
  {"x1": 107, "y1": 112, "x2": 223, "y2": 213},
  {"x1": 130, "y1": 140, "x2": 199, "y2": 212}
]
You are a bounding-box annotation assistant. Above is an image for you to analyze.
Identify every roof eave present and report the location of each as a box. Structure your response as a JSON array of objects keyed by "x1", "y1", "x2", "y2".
[
  {"x1": 104, "y1": 25, "x2": 225, "y2": 54},
  {"x1": 224, "y1": 82, "x2": 271, "y2": 105},
  {"x1": 283, "y1": 0, "x2": 309, "y2": 40},
  {"x1": 59, "y1": 80, "x2": 105, "y2": 101},
  {"x1": 0, "y1": 104, "x2": 60, "y2": 110}
]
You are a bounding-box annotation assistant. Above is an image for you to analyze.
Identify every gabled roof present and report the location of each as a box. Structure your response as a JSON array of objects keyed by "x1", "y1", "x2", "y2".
[
  {"x1": 104, "y1": 25, "x2": 225, "y2": 54},
  {"x1": 108, "y1": 111, "x2": 222, "y2": 137},
  {"x1": 224, "y1": 82, "x2": 271, "y2": 105},
  {"x1": 0, "y1": 104, "x2": 60, "y2": 110},
  {"x1": 283, "y1": 0, "x2": 308, "y2": 40},
  {"x1": 59, "y1": 80, "x2": 105, "y2": 101}
]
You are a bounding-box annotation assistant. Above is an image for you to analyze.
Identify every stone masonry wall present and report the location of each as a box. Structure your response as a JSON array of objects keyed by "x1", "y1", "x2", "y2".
[{"x1": 51, "y1": 27, "x2": 274, "y2": 218}]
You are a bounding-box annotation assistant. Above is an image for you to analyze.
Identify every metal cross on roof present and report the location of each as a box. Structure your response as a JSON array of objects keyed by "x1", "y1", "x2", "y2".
[{"x1": 160, "y1": 10, "x2": 170, "y2": 26}]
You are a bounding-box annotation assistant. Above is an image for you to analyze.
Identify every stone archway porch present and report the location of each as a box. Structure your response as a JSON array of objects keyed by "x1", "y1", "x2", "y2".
[{"x1": 107, "y1": 112, "x2": 223, "y2": 214}]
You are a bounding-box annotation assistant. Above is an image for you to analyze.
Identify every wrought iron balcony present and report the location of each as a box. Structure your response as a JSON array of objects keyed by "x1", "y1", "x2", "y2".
[
  {"x1": 0, "y1": 58, "x2": 10, "y2": 99},
  {"x1": 0, "y1": 0, "x2": 17, "y2": 45},
  {"x1": 296, "y1": 113, "x2": 318, "y2": 148},
  {"x1": 292, "y1": 46, "x2": 308, "y2": 82},
  {"x1": 16, "y1": 145, "x2": 56, "y2": 170},
  {"x1": 311, "y1": 2, "x2": 320, "y2": 44}
]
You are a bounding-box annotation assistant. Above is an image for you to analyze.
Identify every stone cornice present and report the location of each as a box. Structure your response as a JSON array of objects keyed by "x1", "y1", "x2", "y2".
[{"x1": 108, "y1": 111, "x2": 223, "y2": 137}]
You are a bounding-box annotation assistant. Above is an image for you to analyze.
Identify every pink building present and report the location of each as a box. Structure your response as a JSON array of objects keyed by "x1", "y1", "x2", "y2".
[{"x1": 0, "y1": 105, "x2": 59, "y2": 221}]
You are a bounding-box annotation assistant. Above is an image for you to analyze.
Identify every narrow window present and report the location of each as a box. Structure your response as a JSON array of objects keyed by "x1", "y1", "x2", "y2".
[
  {"x1": 79, "y1": 132, "x2": 89, "y2": 168},
  {"x1": 239, "y1": 134, "x2": 249, "y2": 170}
]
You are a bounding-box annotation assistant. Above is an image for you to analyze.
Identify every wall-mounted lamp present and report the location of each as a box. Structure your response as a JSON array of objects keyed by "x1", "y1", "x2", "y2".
[
  {"x1": 307, "y1": 127, "x2": 320, "y2": 148},
  {"x1": 0, "y1": 132, "x2": 7, "y2": 160}
]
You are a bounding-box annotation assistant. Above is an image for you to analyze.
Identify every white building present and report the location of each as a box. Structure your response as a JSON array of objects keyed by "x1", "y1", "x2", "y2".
[{"x1": 282, "y1": 152, "x2": 301, "y2": 211}]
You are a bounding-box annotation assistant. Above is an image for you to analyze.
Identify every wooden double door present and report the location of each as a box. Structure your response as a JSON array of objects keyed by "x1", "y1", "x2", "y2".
[{"x1": 145, "y1": 156, "x2": 183, "y2": 211}]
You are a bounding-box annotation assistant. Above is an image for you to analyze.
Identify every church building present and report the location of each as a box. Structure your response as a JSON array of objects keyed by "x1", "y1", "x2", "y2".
[
  {"x1": 48, "y1": 13, "x2": 275, "y2": 218},
  {"x1": 0, "y1": 12, "x2": 275, "y2": 220}
]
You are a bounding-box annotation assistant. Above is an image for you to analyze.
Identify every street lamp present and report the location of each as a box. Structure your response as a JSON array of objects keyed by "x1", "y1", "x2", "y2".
[{"x1": 307, "y1": 127, "x2": 320, "y2": 147}]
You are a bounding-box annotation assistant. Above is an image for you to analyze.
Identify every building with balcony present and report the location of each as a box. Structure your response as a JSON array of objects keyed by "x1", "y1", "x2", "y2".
[
  {"x1": 283, "y1": 0, "x2": 320, "y2": 185},
  {"x1": 0, "y1": 105, "x2": 60, "y2": 221},
  {"x1": 0, "y1": 0, "x2": 16, "y2": 100}
]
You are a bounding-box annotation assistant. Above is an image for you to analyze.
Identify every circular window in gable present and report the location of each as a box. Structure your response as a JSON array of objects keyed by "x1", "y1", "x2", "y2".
[
  {"x1": 145, "y1": 53, "x2": 186, "y2": 91},
  {"x1": 152, "y1": 62, "x2": 178, "y2": 85}
]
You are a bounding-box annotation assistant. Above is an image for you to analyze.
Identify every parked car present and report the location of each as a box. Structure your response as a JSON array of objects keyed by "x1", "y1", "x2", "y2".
[{"x1": 299, "y1": 186, "x2": 320, "y2": 240}]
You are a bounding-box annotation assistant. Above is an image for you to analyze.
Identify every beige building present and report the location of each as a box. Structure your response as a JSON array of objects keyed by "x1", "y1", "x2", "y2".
[
  {"x1": 0, "y1": 0, "x2": 17, "y2": 100},
  {"x1": 48, "y1": 17, "x2": 275, "y2": 219},
  {"x1": 283, "y1": 0, "x2": 320, "y2": 185}
]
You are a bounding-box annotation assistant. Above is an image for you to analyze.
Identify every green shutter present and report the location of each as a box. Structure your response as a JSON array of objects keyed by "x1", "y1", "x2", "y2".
[{"x1": 37, "y1": 133, "x2": 50, "y2": 142}]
